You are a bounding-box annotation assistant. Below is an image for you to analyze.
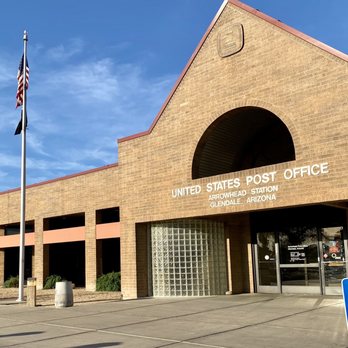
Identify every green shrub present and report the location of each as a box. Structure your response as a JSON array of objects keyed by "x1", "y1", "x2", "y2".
[
  {"x1": 44, "y1": 274, "x2": 63, "y2": 289},
  {"x1": 4, "y1": 275, "x2": 19, "y2": 288},
  {"x1": 96, "y1": 272, "x2": 121, "y2": 291}
]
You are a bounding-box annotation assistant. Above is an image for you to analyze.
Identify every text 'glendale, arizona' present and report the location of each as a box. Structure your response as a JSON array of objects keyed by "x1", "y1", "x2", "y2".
[{"x1": 171, "y1": 162, "x2": 329, "y2": 207}]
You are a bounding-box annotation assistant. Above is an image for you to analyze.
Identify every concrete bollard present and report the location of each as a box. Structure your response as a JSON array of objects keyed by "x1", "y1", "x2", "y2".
[
  {"x1": 55, "y1": 281, "x2": 74, "y2": 308},
  {"x1": 27, "y1": 277, "x2": 37, "y2": 307}
]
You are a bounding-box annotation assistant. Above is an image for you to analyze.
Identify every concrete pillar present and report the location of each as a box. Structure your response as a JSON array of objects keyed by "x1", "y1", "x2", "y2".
[
  {"x1": 241, "y1": 214, "x2": 254, "y2": 293},
  {"x1": 27, "y1": 277, "x2": 37, "y2": 307},
  {"x1": 85, "y1": 209, "x2": 97, "y2": 291},
  {"x1": 225, "y1": 229, "x2": 233, "y2": 295},
  {"x1": 121, "y1": 221, "x2": 138, "y2": 299}
]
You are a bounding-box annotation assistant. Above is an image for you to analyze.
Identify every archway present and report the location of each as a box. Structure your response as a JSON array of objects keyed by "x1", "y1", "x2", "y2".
[{"x1": 192, "y1": 107, "x2": 295, "y2": 179}]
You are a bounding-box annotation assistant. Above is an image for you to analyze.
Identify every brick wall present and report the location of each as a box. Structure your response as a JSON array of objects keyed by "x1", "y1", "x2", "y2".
[
  {"x1": 0, "y1": 2, "x2": 346, "y2": 298},
  {"x1": 0, "y1": 165, "x2": 121, "y2": 290},
  {"x1": 118, "y1": 3, "x2": 347, "y2": 297}
]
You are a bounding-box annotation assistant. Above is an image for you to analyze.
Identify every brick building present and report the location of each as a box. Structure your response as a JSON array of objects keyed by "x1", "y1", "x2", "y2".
[{"x1": 0, "y1": 0, "x2": 347, "y2": 299}]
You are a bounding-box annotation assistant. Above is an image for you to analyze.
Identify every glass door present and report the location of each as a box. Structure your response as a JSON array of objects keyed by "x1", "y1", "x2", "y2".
[
  {"x1": 320, "y1": 226, "x2": 347, "y2": 295},
  {"x1": 254, "y1": 232, "x2": 280, "y2": 293},
  {"x1": 279, "y1": 227, "x2": 321, "y2": 294},
  {"x1": 254, "y1": 226, "x2": 348, "y2": 295}
]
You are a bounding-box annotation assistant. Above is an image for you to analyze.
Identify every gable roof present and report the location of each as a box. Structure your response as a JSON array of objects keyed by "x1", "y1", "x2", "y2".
[
  {"x1": 232, "y1": 0, "x2": 348, "y2": 61},
  {"x1": 118, "y1": 0, "x2": 348, "y2": 144}
]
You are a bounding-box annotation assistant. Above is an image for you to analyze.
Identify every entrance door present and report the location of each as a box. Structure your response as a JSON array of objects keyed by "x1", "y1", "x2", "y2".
[
  {"x1": 279, "y1": 227, "x2": 321, "y2": 294},
  {"x1": 254, "y1": 232, "x2": 280, "y2": 293},
  {"x1": 320, "y1": 226, "x2": 347, "y2": 295},
  {"x1": 255, "y1": 226, "x2": 347, "y2": 295}
]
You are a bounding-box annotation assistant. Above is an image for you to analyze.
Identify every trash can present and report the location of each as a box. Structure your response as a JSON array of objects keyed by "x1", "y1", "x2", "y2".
[{"x1": 55, "y1": 281, "x2": 74, "y2": 308}]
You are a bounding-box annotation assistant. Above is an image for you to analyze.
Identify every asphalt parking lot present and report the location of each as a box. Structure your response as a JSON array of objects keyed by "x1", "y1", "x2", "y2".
[{"x1": 0, "y1": 293, "x2": 347, "y2": 347}]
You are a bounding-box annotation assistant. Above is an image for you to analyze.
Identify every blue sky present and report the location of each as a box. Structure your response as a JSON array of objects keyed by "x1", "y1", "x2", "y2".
[{"x1": 0, "y1": 0, "x2": 347, "y2": 192}]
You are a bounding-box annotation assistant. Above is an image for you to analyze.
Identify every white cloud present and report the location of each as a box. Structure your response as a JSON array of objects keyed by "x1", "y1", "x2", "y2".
[
  {"x1": 63, "y1": 139, "x2": 118, "y2": 165},
  {"x1": 0, "y1": 153, "x2": 21, "y2": 168},
  {"x1": 46, "y1": 38, "x2": 84, "y2": 62},
  {"x1": 0, "y1": 41, "x2": 178, "y2": 191},
  {"x1": 0, "y1": 104, "x2": 18, "y2": 132},
  {"x1": 27, "y1": 157, "x2": 93, "y2": 172},
  {"x1": 33, "y1": 58, "x2": 120, "y2": 104},
  {"x1": 0, "y1": 65, "x2": 12, "y2": 87},
  {"x1": 25, "y1": 106, "x2": 61, "y2": 135},
  {"x1": 27, "y1": 132, "x2": 51, "y2": 156}
]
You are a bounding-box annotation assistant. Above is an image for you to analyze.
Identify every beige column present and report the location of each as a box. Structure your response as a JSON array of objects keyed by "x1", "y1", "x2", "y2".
[
  {"x1": 241, "y1": 214, "x2": 254, "y2": 293},
  {"x1": 0, "y1": 227, "x2": 4, "y2": 286},
  {"x1": 225, "y1": 228, "x2": 233, "y2": 295},
  {"x1": 121, "y1": 220, "x2": 138, "y2": 299},
  {"x1": 34, "y1": 218, "x2": 45, "y2": 289},
  {"x1": 85, "y1": 209, "x2": 97, "y2": 291}
]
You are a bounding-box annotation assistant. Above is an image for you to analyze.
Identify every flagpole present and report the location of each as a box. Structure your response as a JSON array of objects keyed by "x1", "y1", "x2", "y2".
[{"x1": 17, "y1": 30, "x2": 28, "y2": 302}]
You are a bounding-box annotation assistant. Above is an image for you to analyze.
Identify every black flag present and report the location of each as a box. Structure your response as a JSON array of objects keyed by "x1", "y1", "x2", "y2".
[{"x1": 14, "y1": 110, "x2": 28, "y2": 135}]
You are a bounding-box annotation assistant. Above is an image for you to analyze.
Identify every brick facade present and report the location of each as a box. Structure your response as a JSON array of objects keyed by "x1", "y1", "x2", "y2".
[
  {"x1": 118, "y1": 1, "x2": 348, "y2": 297},
  {"x1": 0, "y1": 1, "x2": 347, "y2": 298}
]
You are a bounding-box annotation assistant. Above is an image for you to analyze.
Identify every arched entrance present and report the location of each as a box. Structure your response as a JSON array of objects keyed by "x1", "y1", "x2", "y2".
[
  {"x1": 189, "y1": 107, "x2": 347, "y2": 296},
  {"x1": 192, "y1": 106, "x2": 295, "y2": 179}
]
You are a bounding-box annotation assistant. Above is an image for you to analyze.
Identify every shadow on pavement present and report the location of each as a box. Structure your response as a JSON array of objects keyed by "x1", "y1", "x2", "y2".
[
  {"x1": 0, "y1": 331, "x2": 44, "y2": 338},
  {"x1": 70, "y1": 343, "x2": 121, "y2": 348}
]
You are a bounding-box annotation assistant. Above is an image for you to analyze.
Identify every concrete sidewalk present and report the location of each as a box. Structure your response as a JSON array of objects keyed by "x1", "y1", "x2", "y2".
[{"x1": 0, "y1": 293, "x2": 347, "y2": 347}]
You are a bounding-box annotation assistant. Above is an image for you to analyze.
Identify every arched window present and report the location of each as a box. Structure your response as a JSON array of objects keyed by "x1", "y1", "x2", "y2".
[{"x1": 192, "y1": 107, "x2": 295, "y2": 179}]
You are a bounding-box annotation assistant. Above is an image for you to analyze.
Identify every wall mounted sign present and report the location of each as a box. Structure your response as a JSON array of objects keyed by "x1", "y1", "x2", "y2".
[
  {"x1": 171, "y1": 162, "x2": 329, "y2": 208},
  {"x1": 217, "y1": 23, "x2": 244, "y2": 58}
]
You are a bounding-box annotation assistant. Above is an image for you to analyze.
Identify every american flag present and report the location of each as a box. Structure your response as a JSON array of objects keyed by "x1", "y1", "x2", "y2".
[{"x1": 16, "y1": 54, "x2": 29, "y2": 108}]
